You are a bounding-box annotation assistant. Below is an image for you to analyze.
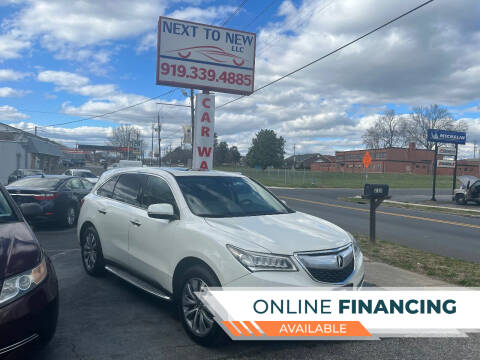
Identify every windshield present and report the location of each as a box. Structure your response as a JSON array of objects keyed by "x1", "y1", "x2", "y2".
[
  {"x1": 8, "y1": 177, "x2": 61, "y2": 188},
  {"x1": 78, "y1": 171, "x2": 96, "y2": 178},
  {"x1": 0, "y1": 191, "x2": 17, "y2": 223},
  {"x1": 175, "y1": 175, "x2": 291, "y2": 218},
  {"x1": 23, "y1": 169, "x2": 43, "y2": 176}
]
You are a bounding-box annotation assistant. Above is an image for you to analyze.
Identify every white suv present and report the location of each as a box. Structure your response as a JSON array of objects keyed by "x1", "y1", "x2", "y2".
[{"x1": 77, "y1": 168, "x2": 364, "y2": 345}]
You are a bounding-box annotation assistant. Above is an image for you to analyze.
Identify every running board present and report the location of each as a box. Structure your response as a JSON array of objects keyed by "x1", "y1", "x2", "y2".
[{"x1": 105, "y1": 265, "x2": 172, "y2": 301}]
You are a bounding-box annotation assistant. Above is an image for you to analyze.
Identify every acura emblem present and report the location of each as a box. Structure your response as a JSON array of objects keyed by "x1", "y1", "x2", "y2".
[{"x1": 336, "y1": 255, "x2": 344, "y2": 268}]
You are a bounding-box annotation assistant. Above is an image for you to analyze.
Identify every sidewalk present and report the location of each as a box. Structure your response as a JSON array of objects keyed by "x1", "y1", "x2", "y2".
[{"x1": 364, "y1": 258, "x2": 451, "y2": 287}]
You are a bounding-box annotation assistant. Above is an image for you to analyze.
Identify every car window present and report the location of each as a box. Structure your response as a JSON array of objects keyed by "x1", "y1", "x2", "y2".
[
  {"x1": 8, "y1": 177, "x2": 60, "y2": 188},
  {"x1": 0, "y1": 191, "x2": 17, "y2": 223},
  {"x1": 175, "y1": 176, "x2": 290, "y2": 218},
  {"x1": 81, "y1": 179, "x2": 93, "y2": 191},
  {"x1": 141, "y1": 175, "x2": 177, "y2": 211},
  {"x1": 113, "y1": 174, "x2": 143, "y2": 206},
  {"x1": 65, "y1": 178, "x2": 84, "y2": 190},
  {"x1": 97, "y1": 175, "x2": 119, "y2": 198}
]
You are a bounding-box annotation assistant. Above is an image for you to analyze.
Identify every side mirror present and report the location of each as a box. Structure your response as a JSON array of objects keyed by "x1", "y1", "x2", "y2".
[
  {"x1": 147, "y1": 203, "x2": 177, "y2": 220},
  {"x1": 20, "y1": 203, "x2": 42, "y2": 219}
]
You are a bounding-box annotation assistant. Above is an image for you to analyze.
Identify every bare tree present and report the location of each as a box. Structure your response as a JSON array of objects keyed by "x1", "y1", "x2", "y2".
[
  {"x1": 362, "y1": 110, "x2": 406, "y2": 149},
  {"x1": 403, "y1": 104, "x2": 468, "y2": 150},
  {"x1": 109, "y1": 125, "x2": 144, "y2": 159}
]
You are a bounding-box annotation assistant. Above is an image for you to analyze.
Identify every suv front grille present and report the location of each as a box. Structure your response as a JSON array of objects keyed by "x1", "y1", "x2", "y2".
[{"x1": 296, "y1": 244, "x2": 354, "y2": 284}]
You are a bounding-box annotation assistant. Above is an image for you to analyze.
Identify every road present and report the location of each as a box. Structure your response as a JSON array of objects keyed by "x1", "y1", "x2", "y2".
[
  {"x1": 31, "y1": 215, "x2": 478, "y2": 359},
  {"x1": 270, "y1": 188, "x2": 480, "y2": 263}
]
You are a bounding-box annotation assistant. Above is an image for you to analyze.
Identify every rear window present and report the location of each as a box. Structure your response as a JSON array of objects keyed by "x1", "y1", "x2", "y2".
[
  {"x1": 0, "y1": 191, "x2": 17, "y2": 223},
  {"x1": 78, "y1": 171, "x2": 96, "y2": 178},
  {"x1": 8, "y1": 177, "x2": 61, "y2": 189},
  {"x1": 97, "y1": 175, "x2": 119, "y2": 198}
]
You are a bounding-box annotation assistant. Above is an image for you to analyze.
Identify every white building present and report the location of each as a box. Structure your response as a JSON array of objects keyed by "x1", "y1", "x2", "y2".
[{"x1": 0, "y1": 123, "x2": 64, "y2": 184}]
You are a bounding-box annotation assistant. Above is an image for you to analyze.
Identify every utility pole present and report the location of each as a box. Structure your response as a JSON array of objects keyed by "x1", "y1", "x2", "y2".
[
  {"x1": 157, "y1": 112, "x2": 162, "y2": 167},
  {"x1": 151, "y1": 123, "x2": 154, "y2": 166},
  {"x1": 474, "y1": 141, "x2": 477, "y2": 159},
  {"x1": 293, "y1": 144, "x2": 296, "y2": 169},
  {"x1": 34, "y1": 126, "x2": 37, "y2": 136},
  {"x1": 127, "y1": 132, "x2": 130, "y2": 160}
]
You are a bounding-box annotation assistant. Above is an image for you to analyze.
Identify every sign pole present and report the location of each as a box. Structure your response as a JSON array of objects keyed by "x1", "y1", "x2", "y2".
[
  {"x1": 369, "y1": 198, "x2": 376, "y2": 243},
  {"x1": 190, "y1": 88, "x2": 195, "y2": 168},
  {"x1": 452, "y1": 143, "x2": 458, "y2": 200},
  {"x1": 431, "y1": 142, "x2": 438, "y2": 201}
]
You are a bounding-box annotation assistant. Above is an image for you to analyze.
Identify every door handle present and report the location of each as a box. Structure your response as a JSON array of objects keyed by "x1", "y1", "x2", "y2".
[
  {"x1": 130, "y1": 219, "x2": 141, "y2": 227},
  {"x1": 98, "y1": 209, "x2": 107, "y2": 214}
]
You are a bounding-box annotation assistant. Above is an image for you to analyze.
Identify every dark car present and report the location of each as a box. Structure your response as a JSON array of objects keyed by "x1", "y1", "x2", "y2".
[
  {"x1": 0, "y1": 183, "x2": 59, "y2": 358},
  {"x1": 6, "y1": 175, "x2": 93, "y2": 227},
  {"x1": 7, "y1": 169, "x2": 44, "y2": 184}
]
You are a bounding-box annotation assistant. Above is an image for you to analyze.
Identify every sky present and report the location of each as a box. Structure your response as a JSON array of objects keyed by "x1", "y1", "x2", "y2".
[{"x1": 0, "y1": 0, "x2": 479, "y2": 158}]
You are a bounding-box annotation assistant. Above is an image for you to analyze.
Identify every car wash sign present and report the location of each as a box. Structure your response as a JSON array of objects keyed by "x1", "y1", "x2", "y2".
[
  {"x1": 157, "y1": 17, "x2": 256, "y2": 95},
  {"x1": 193, "y1": 94, "x2": 215, "y2": 170},
  {"x1": 427, "y1": 129, "x2": 466, "y2": 145}
]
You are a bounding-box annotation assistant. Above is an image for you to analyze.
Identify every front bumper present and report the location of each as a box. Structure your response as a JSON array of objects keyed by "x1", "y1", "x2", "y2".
[
  {"x1": 0, "y1": 256, "x2": 59, "y2": 357},
  {"x1": 225, "y1": 252, "x2": 365, "y2": 289}
]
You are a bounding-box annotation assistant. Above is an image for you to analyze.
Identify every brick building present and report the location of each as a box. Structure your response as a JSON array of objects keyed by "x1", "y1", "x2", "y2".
[{"x1": 310, "y1": 142, "x2": 479, "y2": 177}]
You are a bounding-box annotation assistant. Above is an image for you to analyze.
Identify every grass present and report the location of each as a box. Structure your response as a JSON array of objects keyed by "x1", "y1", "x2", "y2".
[
  {"x1": 356, "y1": 234, "x2": 480, "y2": 287},
  {"x1": 215, "y1": 166, "x2": 454, "y2": 189},
  {"x1": 340, "y1": 196, "x2": 480, "y2": 217}
]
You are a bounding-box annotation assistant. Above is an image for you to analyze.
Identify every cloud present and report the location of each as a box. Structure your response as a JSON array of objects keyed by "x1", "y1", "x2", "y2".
[
  {"x1": 0, "y1": 34, "x2": 30, "y2": 60},
  {"x1": 0, "y1": 86, "x2": 30, "y2": 97},
  {"x1": 0, "y1": 68, "x2": 29, "y2": 81},
  {"x1": 0, "y1": 105, "x2": 28, "y2": 121},
  {"x1": 37, "y1": 70, "x2": 116, "y2": 98}
]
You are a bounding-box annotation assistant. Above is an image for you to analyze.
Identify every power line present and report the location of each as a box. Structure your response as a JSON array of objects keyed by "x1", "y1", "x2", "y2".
[
  {"x1": 218, "y1": 0, "x2": 435, "y2": 109},
  {"x1": 243, "y1": 0, "x2": 280, "y2": 30},
  {"x1": 221, "y1": 0, "x2": 248, "y2": 26}
]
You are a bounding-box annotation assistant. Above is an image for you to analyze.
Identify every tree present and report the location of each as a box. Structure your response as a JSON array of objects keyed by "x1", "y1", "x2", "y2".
[
  {"x1": 162, "y1": 146, "x2": 191, "y2": 165},
  {"x1": 362, "y1": 109, "x2": 406, "y2": 149},
  {"x1": 246, "y1": 129, "x2": 285, "y2": 168},
  {"x1": 229, "y1": 146, "x2": 241, "y2": 165},
  {"x1": 214, "y1": 141, "x2": 230, "y2": 165},
  {"x1": 404, "y1": 104, "x2": 468, "y2": 150},
  {"x1": 109, "y1": 124, "x2": 144, "y2": 159}
]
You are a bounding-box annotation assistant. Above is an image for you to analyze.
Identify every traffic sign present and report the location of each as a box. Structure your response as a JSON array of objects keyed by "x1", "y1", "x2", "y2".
[
  {"x1": 363, "y1": 151, "x2": 372, "y2": 168},
  {"x1": 427, "y1": 129, "x2": 466, "y2": 145},
  {"x1": 156, "y1": 17, "x2": 256, "y2": 95}
]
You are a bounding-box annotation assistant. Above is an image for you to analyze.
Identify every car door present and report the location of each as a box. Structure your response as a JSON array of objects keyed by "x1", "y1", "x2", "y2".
[
  {"x1": 127, "y1": 174, "x2": 180, "y2": 288},
  {"x1": 95, "y1": 173, "x2": 143, "y2": 269},
  {"x1": 469, "y1": 180, "x2": 480, "y2": 201}
]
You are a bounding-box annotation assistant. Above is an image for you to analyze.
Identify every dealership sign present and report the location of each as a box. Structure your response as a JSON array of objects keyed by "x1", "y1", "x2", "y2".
[
  {"x1": 427, "y1": 129, "x2": 466, "y2": 145},
  {"x1": 156, "y1": 17, "x2": 256, "y2": 95},
  {"x1": 437, "y1": 160, "x2": 455, "y2": 168},
  {"x1": 438, "y1": 147, "x2": 457, "y2": 156},
  {"x1": 192, "y1": 94, "x2": 215, "y2": 170}
]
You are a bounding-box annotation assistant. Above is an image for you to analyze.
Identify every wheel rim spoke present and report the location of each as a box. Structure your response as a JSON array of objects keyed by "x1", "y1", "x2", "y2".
[{"x1": 182, "y1": 278, "x2": 214, "y2": 336}]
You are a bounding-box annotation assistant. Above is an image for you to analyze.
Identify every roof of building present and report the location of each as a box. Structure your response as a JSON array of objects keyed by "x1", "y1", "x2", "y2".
[{"x1": 26, "y1": 137, "x2": 64, "y2": 157}]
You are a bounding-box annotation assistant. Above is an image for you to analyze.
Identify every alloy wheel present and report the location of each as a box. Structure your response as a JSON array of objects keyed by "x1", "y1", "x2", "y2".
[
  {"x1": 182, "y1": 278, "x2": 215, "y2": 337},
  {"x1": 83, "y1": 231, "x2": 97, "y2": 271},
  {"x1": 67, "y1": 207, "x2": 76, "y2": 226}
]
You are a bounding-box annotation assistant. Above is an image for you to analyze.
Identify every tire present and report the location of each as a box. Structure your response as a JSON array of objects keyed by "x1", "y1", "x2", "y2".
[
  {"x1": 455, "y1": 194, "x2": 467, "y2": 205},
  {"x1": 63, "y1": 205, "x2": 77, "y2": 227},
  {"x1": 80, "y1": 225, "x2": 106, "y2": 276},
  {"x1": 177, "y1": 265, "x2": 227, "y2": 346}
]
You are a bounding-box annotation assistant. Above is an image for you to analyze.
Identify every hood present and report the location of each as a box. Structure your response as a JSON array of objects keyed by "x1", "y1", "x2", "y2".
[
  {"x1": 205, "y1": 212, "x2": 351, "y2": 254},
  {"x1": 0, "y1": 222, "x2": 42, "y2": 280}
]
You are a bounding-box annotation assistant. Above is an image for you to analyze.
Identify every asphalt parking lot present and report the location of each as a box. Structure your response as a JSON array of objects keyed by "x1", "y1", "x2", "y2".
[{"x1": 29, "y1": 220, "x2": 480, "y2": 360}]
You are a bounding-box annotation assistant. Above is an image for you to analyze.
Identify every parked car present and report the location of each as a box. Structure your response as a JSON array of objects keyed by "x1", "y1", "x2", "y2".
[
  {"x1": 77, "y1": 168, "x2": 364, "y2": 345},
  {"x1": 7, "y1": 175, "x2": 93, "y2": 227},
  {"x1": 64, "y1": 169, "x2": 99, "y2": 184},
  {"x1": 7, "y1": 169, "x2": 44, "y2": 184},
  {"x1": 454, "y1": 175, "x2": 480, "y2": 205},
  {"x1": 0, "y1": 183, "x2": 59, "y2": 357},
  {"x1": 71, "y1": 158, "x2": 86, "y2": 167},
  {"x1": 61, "y1": 159, "x2": 73, "y2": 167}
]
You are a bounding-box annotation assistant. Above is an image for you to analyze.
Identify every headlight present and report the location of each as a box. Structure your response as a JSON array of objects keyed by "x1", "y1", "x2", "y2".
[
  {"x1": 0, "y1": 258, "x2": 48, "y2": 306},
  {"x1": 227, "y1": 245, "x2": 297, "y2": 272},
  {"x1": 347, "y1": 232, "x2": 361, "y2": 255}
]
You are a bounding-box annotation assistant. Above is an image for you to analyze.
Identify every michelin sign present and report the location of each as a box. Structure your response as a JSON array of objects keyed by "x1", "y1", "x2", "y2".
[{"x1": 427, "y1": 129, "x2": 466, "y2": 145}]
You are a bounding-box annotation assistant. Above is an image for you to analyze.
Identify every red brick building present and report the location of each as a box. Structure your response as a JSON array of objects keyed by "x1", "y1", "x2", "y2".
[{"x1": 310, "y1": 143, "x2": 479, "y2": 177}]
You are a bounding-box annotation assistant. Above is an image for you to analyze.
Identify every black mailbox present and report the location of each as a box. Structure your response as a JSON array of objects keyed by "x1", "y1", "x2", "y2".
[{"x1": 363, "y1": 184, "x2": 389, "y2": 199}]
